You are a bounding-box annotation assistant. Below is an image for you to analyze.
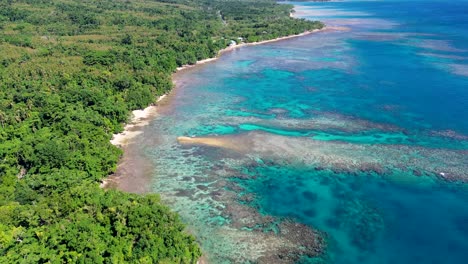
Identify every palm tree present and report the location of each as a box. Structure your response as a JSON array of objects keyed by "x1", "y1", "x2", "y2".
[{"x1": 0, "y1": 110, "x2": 6, "y2": 127}]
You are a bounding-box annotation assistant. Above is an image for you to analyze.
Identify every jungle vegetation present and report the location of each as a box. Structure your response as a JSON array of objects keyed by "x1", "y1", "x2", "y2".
[{"x1": 0, "y1": 0, "x2": 323, "y2": 262}]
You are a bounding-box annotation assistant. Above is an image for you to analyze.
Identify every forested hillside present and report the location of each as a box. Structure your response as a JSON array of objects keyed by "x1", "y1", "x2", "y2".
[{"x1": 0, "y1": 0, "x2": 323, "y2": 262}]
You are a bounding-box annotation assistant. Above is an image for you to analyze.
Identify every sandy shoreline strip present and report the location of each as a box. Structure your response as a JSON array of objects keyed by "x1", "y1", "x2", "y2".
[{"x1": 110, "y1": 94, "x2": 166, "y2": 147}]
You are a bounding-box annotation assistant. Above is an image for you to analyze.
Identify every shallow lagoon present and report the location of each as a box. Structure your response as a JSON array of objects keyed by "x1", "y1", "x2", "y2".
[{"x1": 132, "y1": 1, "x2": 468, "y2": 263}]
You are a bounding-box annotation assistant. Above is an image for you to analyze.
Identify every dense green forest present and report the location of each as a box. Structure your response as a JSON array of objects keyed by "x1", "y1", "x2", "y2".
[{"x1": 0, "y1": 0, "x2": 323, "y2": 262}]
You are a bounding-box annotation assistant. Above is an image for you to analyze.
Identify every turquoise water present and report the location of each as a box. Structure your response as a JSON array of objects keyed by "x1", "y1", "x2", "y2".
[{"x1": 136, "y1": 1, "x2": 468, "y2": 263}]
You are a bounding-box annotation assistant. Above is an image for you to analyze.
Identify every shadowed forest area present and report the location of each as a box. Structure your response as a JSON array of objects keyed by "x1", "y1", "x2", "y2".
[{"x1": 0, "y1": 0, "x2": 322, "y2": 262}]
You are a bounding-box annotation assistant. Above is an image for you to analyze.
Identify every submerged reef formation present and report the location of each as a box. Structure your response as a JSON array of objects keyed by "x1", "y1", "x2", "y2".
[
  {"x1": 145, "y1": 137, "x2": 326, "y2": 262},
  {"x1": 178, "y1": 131, "x2": 468, "y2": 182},
  {"x1": 150, "y1": 122, "x2": 467, "y2": 263}
]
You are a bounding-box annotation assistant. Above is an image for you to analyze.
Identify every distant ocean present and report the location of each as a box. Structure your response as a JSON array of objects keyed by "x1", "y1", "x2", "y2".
[{"x1": 133, "y1": 0, "x2": 468, "y2": 263}]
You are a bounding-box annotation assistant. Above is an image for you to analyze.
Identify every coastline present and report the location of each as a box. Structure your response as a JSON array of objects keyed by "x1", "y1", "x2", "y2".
[
  {"x1": 176, "y1": 27, "x2": 332, "y2": 72},
  {"x1": 104, "y1": 24, "x2": 349, "y2": 191},
  {"x1": 109, "y1": 26, "x2": 334, "y2": 150}
]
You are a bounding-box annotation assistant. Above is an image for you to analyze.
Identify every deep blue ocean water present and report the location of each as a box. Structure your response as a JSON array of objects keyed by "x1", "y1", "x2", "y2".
[{"x1": 134, "y1": 1, "x2": 468, "y2": 263}]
